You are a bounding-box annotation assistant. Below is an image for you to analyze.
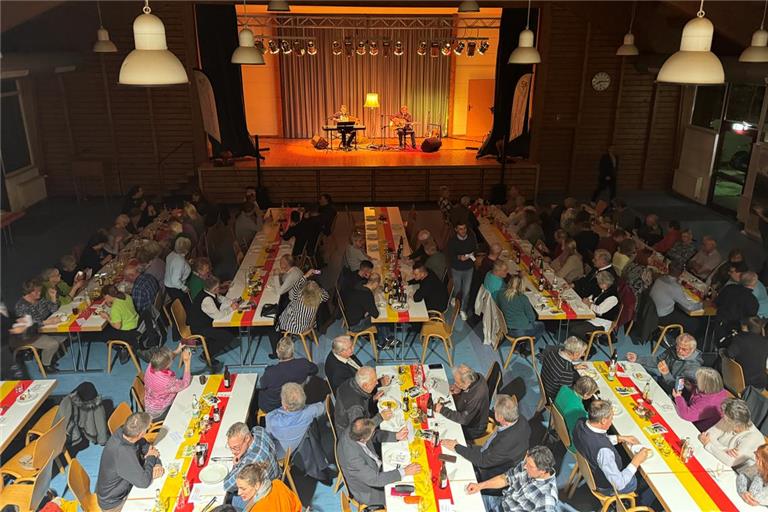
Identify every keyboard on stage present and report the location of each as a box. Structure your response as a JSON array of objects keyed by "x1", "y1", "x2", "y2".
[{"x1": 322, "y1": 124, "x2": 366, "y2": 132}]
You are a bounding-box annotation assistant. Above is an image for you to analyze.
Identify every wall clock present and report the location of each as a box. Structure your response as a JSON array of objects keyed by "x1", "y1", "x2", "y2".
[{"x1": 591, "y1": 72, "x2": 611, "y2": 91}]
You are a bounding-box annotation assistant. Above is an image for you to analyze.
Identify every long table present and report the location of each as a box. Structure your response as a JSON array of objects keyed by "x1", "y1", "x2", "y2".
[
  {"x1": 0, "y1": 380, "x2": 57, "y2": 452},
  {"x1": 123, "y1": 373, "x2": 258, "y2": 512},
  {"x1": 377, "y1": 364, "x2": 485, "y2": 512},
  {"x1": 580, "y1": 361, "x2": 761, "y2": 511}
]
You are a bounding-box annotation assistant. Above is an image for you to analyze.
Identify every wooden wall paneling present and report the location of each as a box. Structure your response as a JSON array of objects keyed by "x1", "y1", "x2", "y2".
[
  {"x1": 639, "y1": 82, "x2": 660, "y2": 190},
  {"x1": 565, "y1": 21, "x2": 592, "y2": 194},
  {"x1": 373, "y1": 168, "x2": 428, "y2": 203},
  {"x1": 98, "y1": 55, "x2": 121, "y2": 195},
  {"x1": 317, "y1": 169, "x2": 373, "y2": 204},
  {"x1": 613, "y1": 61, "x2": 654, "y2": 190},
  {"x1": 643, "y1": 84, "x2": 682, "y2": 190},
  {"x1": 35, "y1": 78, "x2": 72, "y2": 194},
  {"x1": 261, "y1": 169, "x2": 317, "y2": 204},
  {"x1": 428, "y1": 168, "x2": 483, "y2": 200}
]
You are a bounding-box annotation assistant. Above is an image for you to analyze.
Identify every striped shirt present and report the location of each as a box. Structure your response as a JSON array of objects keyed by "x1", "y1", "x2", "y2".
[
  {"x1": 277, "y1": 277, "x2": 329, "y2": 333},
  {"x1": 540, "y1": 346, "x2": 578, "y2": 403}
]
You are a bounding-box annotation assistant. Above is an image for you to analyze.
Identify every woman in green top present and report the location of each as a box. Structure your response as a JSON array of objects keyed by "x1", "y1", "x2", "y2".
[
  {"x1": 554, "y1": 376, "x2": 599, "y2": 452},
  {"x1": 186, "y1": 257, "x2": 212, "y2": 301},
  {"x1": 41, "y1": 268, "x2": 85, "y2": 306},
  {"x1": 100, "y1": 284, "x2": 142, "y2": 364},
  {"x1": 497, "y1": 274, "x2": 545, "y2": 339}
]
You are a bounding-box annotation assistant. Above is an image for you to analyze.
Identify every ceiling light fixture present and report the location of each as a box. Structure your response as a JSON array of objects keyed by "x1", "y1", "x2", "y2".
[
  {"x1": 267, "y1": 0, "x2": 289, "y2": 12},
  {"x1": 369, "y1": 41, "x2": 379, "y2": 56},
  {"x1": 616, "y1": 1, "x2": 639, "y2": 56},
  {"x1": 430, "y1": 42, "x2": 440, "y2": 58},
  {"x1": 382, "y1": 40, "x2": 391, "y2": 58},
  {"x1": 356, "y1": 40, "x2": 367, "y2": 56},
  {"x1": 231, "y1": 26, "x2": 265, "y2": 65},
  {"x1": 119, "y1": 0, "x2": 188, "y2": 85},
  {"x1": 453, "y1": 41, "x2": 465, "y2": 55},
  {"x1": 657, "y1": 0, "x2": 724, "y2": 84},
  {"x1": 394, "y1": 41, "x2": 404, "y2": 56},
  {"x1": 93, "y1": 1, "x2": 117, "y2": 53},
  {"x1": 467, "y1": 41, "x2": 477, "y2": 57},
  {"x1": 294, "y1": 41, "x2": 305, "y2": 56},
  {"x1": 306, "y1": 40, "x2": 317, "y2": 56},
  {"x1": 508, "y1": 0, "x2": 541, "y2": 64},
  {"x1": 441, "y1": 41, "x2": 453, "y2": 56},
  {"x1": 280, "y1": 40, "x2": 292, "y2": 54},
  {"x1": 458, "y1": 1, "x2": 480, "y2": 13},
  {"x1": 740, "y1": 0, "x2": 768, "y2": 62},
  {"x1": 344, "y1": 37, "x2": 353, "y2": 57},
  {"x1": 417, "y1": 41, "x2": 428, "y2": 56},
  {"x1": 477, "y1": 40, "x2": 490, "y2": 55},
  {"x1": 332, "y1": 40, "x2": 342, "y2": 56}
]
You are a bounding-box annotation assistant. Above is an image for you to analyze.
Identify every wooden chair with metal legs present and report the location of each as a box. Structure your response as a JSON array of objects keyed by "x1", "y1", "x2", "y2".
[
  {"x1": 1, "y1": 416, "x2": 69, "y2": 481},
  {"x1": 574, "y1": 451, "x2": 637, "y2": 512},
  {"x1": 170, "y1": 299, "x2": 213, "y2": 368},
  {"x1": 325, "y1": 396, "x2": 344, "y2": 493},
  {"x1": 12, "y1": 346, "x2": 46, "y2": 377},
  {"x1": 282, "y1": 322, "x2": 320, "y2": 363},
  {"x1": 131, "y1": 374, "x2": 146, "y2": 411},
  {"x1": 651, "y1": 323, "x2": 684, "y2": 355},
  {"x1": 256, "y1": 409, "x2": 267, "y2": 426},
  {"x1": 279, "y1": 447, "x2": 299, "y2": 498},
  {"x1": 108, "y1": 401, "x2": 161, "y2": 441},
  {"x1": 336, "y1": 287, "x2": 378, "y2": 362},
  {"x1": 496, "y1": 335, "x2": 537, "y2": 370},
  {"x1": 0, "y1": 452, "x2": 55, "y2": 512},
  {"x1": 106, "y1": 340, "x2": 142, "y2": 374},
  {"x1": 420, "y1": 298, "x2": 460, "y2": 366},
  {"x1": 550, "y1": 404, "x2": 581, "y2": 498},
  {"x1": 333, "y1": 431, "x2": 369, "y2": 511},
  {"x1": 615, "y1": 489, "x2": 655, "y2": 512},
  {"x1": 583, "y1": 305, "x2": 624, "y2": 360},
  {"x1": 722, "y1": 355, "x2": 747, "y2": 397},
  {"x1": 67, "y1": 458, "x2": 100, "y2": 512},
  {"x1": 25, "y1": 406, "x2": 59, "y2": 445},
  {"x1": 472, "y1": 362, "x2": 504, "y2": 447}
]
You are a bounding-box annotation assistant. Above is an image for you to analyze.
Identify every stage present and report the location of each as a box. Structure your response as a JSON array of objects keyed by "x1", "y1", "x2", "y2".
[{"x1": 198, "y1": 136, "x2": 540, "y2": 205}]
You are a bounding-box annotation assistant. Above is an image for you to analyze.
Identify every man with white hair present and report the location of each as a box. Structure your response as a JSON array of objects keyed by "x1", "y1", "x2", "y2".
[
  {"x1": 258, "y1": 336, "x2": 318, "y2": 413},
  {"x1": 325, "y1": 335, "x2": 363, "y2": 392},
  {"x1": 441, "y1": 394, "x2": 530, "y2": 481},
  {"x1": 435, "y1": 364, "x2": 490, "y2": 441},
  {"x1": 540, "y1": 336, "x2": 588, "y2": 402},
  {"x1": 265, "y1": 382, "x2": 325, "y2": 456},
  {"x1": 688, "y1": 236, "x2": 722, "y2": 280},
  {"x1": 334, "y1": 366, "x2": 393, "y2": 431},
  {"x1": 574, "y1": 249, "x2": 616, "y2": 298},
  {"x1": 627, "y1": 333, "x2": 703, "y2": 392},
  {"x1": 342, "y1": 232, "x2": 371, "y2": 272}
]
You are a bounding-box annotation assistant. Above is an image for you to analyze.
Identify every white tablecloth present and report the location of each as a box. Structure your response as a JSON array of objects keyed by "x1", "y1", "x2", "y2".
[{"x1": 0, "y1": 380, "x2": 57, "y2": 452}]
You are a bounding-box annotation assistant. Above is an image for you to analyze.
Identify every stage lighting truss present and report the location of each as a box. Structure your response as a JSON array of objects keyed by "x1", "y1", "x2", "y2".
[
  {"x1": 417, "y1": 41, "x2": 428, "y2": 56},
  {"x1": 394, "y1": 41, "x2": 404, "y2": 56},
  {"x1": 369, "y1": 41, "x2": 379, "y2": 56}
]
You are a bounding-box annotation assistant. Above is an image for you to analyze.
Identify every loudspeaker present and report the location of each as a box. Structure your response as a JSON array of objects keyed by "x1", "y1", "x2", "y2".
[{"x1": 311, "y1": 135, "x2": 328, "y2": 150}]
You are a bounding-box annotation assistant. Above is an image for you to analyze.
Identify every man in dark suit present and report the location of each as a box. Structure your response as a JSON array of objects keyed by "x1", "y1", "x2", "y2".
[
  {"x1": 441, "y1": 394, "x2": 530, "y2": 481},
  {"x1": 574, "y1": 249, "x2": 617, "y2": 298},
  {"x1": 258, "y1": 337, "x2": 318, "y2": 412},
  {"x1": 334, "y1": 366, "x2": 392, "y2": 431},
  {"x1": 408, "y1": 265, "x2": 449, "y2": 312},
  {"x1": 592, "y1": 145, "x2": 618, "y2": 202},
  {"x1": 325, "y1": 335, "x2": 363, "y2": 393},
  {"x1": 726, "y1": 317, "x2": 768, "y2": 389}
]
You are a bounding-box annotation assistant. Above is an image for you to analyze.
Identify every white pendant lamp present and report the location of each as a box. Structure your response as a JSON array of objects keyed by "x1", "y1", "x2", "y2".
[
  {"x1": 267, "y1": 0, "x2": 290, "y2": 12},
  {"x1": 740, "y1": 0, "x2": 768, "y2": 62},
  {"x1": 119, "y1": 0, "x2": 188, "y2": 85},
  {"x1": 657, "y1": 0, "x2": 724, "y2": 85},
  {"x1": 93, "y1": 2, "x2": 117, "y2": 53},
  {"x1": 508, "y1": 0, "x2": 540, "y2": 64},
  {"x1": 232, "y1": 27, "x2": 265, "y2": 65},
  {"x1": 458, "y1": 1, "x2": 480, "y2": 13},
  {"x1": 616, "y1": 2, "x2": 639, "y2": 56}
]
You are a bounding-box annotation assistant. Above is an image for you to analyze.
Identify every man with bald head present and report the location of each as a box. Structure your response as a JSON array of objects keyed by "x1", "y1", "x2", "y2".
[{"x1": 334, "y1": 366, "x2": 392, "y2": 430}]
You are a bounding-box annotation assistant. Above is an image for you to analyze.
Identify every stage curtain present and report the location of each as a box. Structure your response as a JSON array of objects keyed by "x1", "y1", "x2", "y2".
[
  {"x1": 274, "y1": 20, "x2": 452, "y2": 140},
  {"x1": 195, "y1": 4, "x2": 255, "y2": 157}
]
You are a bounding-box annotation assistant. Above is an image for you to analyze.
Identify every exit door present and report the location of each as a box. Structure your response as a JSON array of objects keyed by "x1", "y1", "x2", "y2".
[{"x1": 466, "y1": 79, "x2": 495, "y2": 138}]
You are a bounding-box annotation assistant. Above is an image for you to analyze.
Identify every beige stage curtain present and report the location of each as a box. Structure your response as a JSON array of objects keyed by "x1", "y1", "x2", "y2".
[{"x1": 276, "y1": 19, "x2": 452, "y2": 140}]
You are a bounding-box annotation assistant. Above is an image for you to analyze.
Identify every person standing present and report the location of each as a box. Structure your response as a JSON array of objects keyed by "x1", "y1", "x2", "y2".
[
  {"x1": 592, "y1": 145, "x2": 618, "y2": 202},
  {"x1": 445, "y1": 223, "x2": 477, "y2": 321}
]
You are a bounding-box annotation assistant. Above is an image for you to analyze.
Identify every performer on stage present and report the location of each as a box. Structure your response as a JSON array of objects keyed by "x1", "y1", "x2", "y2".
[
  {"x1": 332, "y1": 104, "x2": 357, "y2": 150},
  {"x1": 393, "y1": 105, "x2": 416, "y2": 149}
]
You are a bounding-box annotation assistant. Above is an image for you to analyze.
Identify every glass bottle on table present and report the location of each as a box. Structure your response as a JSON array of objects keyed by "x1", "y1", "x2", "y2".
[{"x1": 439, "y1": 461, "x2": 448, "y2": 489}]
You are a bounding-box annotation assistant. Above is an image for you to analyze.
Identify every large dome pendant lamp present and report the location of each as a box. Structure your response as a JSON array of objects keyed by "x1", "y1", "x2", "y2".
[
  {"x1": 616, "y1": 1, "x2": 639, "y2": 56},
  {"x1": 508, "y1": 0, "x2": 540, "y2": 65},
  {"x1": 657, "y1": 0, "x2": 724, "y2": 85},
  {"x1": 119, "y1": 0, "x2": 189, "y2": 86},
  {"x1": 739, "y1": 0, "x2": 768, "y2": 62}
]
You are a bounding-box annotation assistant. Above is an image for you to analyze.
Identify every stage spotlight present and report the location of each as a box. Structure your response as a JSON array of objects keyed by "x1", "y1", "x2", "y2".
[
  {"x1": 256, "y1": 39, "x2": 266, "y2": 53},
  {"x1": 467, "y1": 41, "x2": 477, "y2": 57},
  {"x1": 382, "y1": 40, "x2": 391, "y2": 57},
  {"x1": 356, "y1": 40, "x2": 367, "y2": 56},
  {"x1": 430, "y1": 41, "x2": 440, "y2": 58},
  {"x1": 280, "y1": 40, "x2": 292, "y2": 54},
  {"x1": 332, "y1": 40, "x2": 342, "y2": 56},
  {"x1": 417, "y1": 41, "x2": 428, "y2": 56},
  {"x1": 441, "y1": 41, "x2": 453, "y2": 56},
  {"x1": 394, "y1": 41, "x2": 404, "y2": 56},
  {"x1": 294, "y1": 41, "x2": 305, "y2": 56},
  {"x1": 478, "y1": 40, "x2": 490, "y2": 55},
  {"x1": 344, "y1": 37, "x2": 353, "y2": 57},
  {"x1": 369, "y1": 41, "x2": 379, "y2": 56},
  {"x1": 453, "y1": 41, "x2": 465, "y2": 55},
  {"x1": 307, "y1": 40, "x2": 317, "y2": 56},
  {"x1": 268, "y1": 40, "x2": 280, "y2": 54}
]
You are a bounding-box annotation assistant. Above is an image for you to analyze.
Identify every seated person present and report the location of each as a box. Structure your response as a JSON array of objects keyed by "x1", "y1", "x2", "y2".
[
  {"x1": 80, "y1": 231, "x2": 112, "y2": 272},
  {"x1": 58, "y1": 254, "x2": 79, "y2": 286},
  {"x1": 186, "y1": 257, "x2": 212, "y2": 301},
  {"x1": 688, "y1": 236, "x2": 722, "y2": 280},
  {"x1": 234, "y1": 201, "x2": 262, "y2": 252},
  {"x1": 649, "y1": 260, "x2": 702, "y2": 333},
  {"x1": 259, "y1": 337, "x2": 318, "y2": 413},
  {"x1": 712, "y1": 249, "x2": 745, "y2": 291},
  {"x1": 540, "y1": 337, "x2": 588, "y2": 403},
  {"x1": 673, "y1": 367, "x2": 729, "y2": 432},
  {"x1": 100, "y1": 284, "x2": 146, "y2": 361},
  {"x1": 233, "y1": 462, "x2": 301, "y2": 512},
  {"x1": 282, "y1": 210, "x2": 321, "y2": 258},
  {"x1": 13, "y1": 278, "x2": 65, "y2": 373},
  {"x1": 434, "y1": 364, "x2": 490, "y2": 442},
  {"x1": 554, "y1": 376, "x2": 599, "y2": 452},
  {"x1": 41, "y1": 267, "x2": 85, "y2": 306},
  {"x1": 498, "y1": 274, "x2": 545, "y2": 339},
  {"x1": 652, "y1": 219, "x2": 682, "y2": 254},
  {"x1": 611, "y1": 238, "x2": 635, "y2": 276},
  {"x1": 551, "y1": 238, "x2": 584, "y2": 284},
  {"x1": 636, "y1": 213, "x2": 663, "y2": 246},
  {"x1": 409, "y1": 265, "x2": 449, "y2": 313},
  {"x1": 700, "y1": 398, "x2": 764, "y2": 469},
  {"x1": 423, "y1": 240, "x2": 448, "y2": 281},
  {"x1": 143, "y1": 345, "x2": 192, "y2": 420},
  {"x1": 266, "y1": 383, "x2": 325, "y2": 456},
  {"x1": 626, "y1": 333, "x2": 703, "y2": 392},
  {"x1": 598, "y1": 228, "x2": 627, "y2": 255},
  {"x1": 518, "y1": 210, "x2": 545, "y2": 247},
  {"x1": 408, "y1": 229, "x2": 435, "y2": 267},
  {"x1": 338, "y1": 417, "x2": 419, "y2": 507},
  {"x1": 736, "y1": 444, "x2": 768, "y2": 506},
  {"x1": 666, "y1": 229, "x2": 697, "y2": 267},
  {"x1": 335, "y1": 366, "x2": 394, "y2": 430},
  {"x1": 342, "y1": 232, "x2": 371, "y2": 272},
  {"x1": 274, "y1": 254, "x2": 303, "y2": 302},
  {"x1": 339, "y1": 259, "x2": 372, "y2": 293},
  {"x1": 325, "y1": 335, "x2": 362, "y2": 393},
  {"x1": 726, "y1": 317, "x2": 768, "y2": 390},
  {"x1": 188, "y1": 276, "x2": 236, "y2": 369},
  {"x1": 96, "y1": 412, "x2": 163, "y2": 512},
  {"x1": 568, "y1": 270, "x2": 620, "y2": 341},
  {"x1": 572, "y1": 214, "x2": 600, "y2": 261},
  {"x1": 715, "y1": 271, "x2": 759, "y2": 342},
  {"x1": 574, "y1": 249, "x2": 616, "y2": 299},
  {"x1": 483, "y1": 259, "x2": 509, "y2": 303},
  {"x1": 128, "y1": 262, "x2": 160, "y2": 314},
  {"x1": 466, "y1": 445, "x2": 559, "y2": 512},
  {"x1": 743, "y1": 271, "x2": 768, "y2": 319},
  {"x1": 441, "y1": 394, "x2": 530, "y2": 481},
  {"x1": 223, "y1": 422, "x2": 280, "y2": 498},
  {"x1": 341, "y1": 271, "x2": 381, "y2": 332}
]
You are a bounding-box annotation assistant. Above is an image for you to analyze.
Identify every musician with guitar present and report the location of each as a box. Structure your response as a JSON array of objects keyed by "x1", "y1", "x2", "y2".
[
  {"x1": 391, "y1": 105, "x2": 416, "y2": 149},
  {"x1": 332, "y1": 104, "x2": 359, "y2": 150}
]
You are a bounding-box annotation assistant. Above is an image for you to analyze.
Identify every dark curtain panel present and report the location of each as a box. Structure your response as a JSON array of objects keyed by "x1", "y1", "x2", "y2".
[
  {"x1": 477, "y1": 7, "x2": 538, "y2": 160},
  {"x1": 195, "y1": 4, "x2": 255, "y2": 157},
  {"x1": 276, "y1": 19, "x2": 452, "y2": 140}
]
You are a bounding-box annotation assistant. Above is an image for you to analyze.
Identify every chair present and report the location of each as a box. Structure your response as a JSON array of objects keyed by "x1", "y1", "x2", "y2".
[
  {"x1": 550, "y1": 405, "x2": 581, "y2": 498},
  {"x1": 420, "y1": 298, "x2": 460, "y2": 366},
  {"x1": 574, "y1": 451, "x2": 637, "y2": 512},
  {"x1": 616, "y1": 280, "x2": 637, "y2": 337},
  {"x1": 106, "y1": 339, "x2": 142, "y2": 374},
  {"x1": 583, "y1": 305, "x2": 624, "y2": 360},
  {"x1": 534, "y1": 364, "x2": 549, "y2": 413},
  {"x1": 615, "y1": 490, "x2": 655, "y2": 512},
  {"x1": 131, "y1": 374, "x2": 146, "y2": 411},
  {"x1": 651, "y1": 323, "x2": 684, "y2": 355},
  {"x1": 333, "y1": 430, "x2": 368, "y2": 511},
  {"x1": 170, "y1": 299, "x2": 213, "y2": 367},
  {"x1": 282, "y1": 323, "x2": 319, "y2": 363},
  {"x1": 256, "y1": 408, "x2": 267, "y2": 427},
  {"x1": 12, "y1": 346, "x2": 46, "y2": 377},
  {"x1": 496, "y1": 335, "x2": 537, "y2": 370},
  {"x1": 325, "y1": 396, "x2": 343, "y2": 494},
  {"x1": 67, "y1": 458, "x2": 100, "y2": 512},
  {"x1": 279, "y1": 447, "x2": 299, "y2": 497},
  {"x1": 0, "y1": 452, "x2": 55, "y2": 512},
  {"x1": 485, "y1": 361, "x2": 502, "y2": 399},
  {"x1": 108, "y1": 402, "x2": 133, "y2": 435},
  {"x1": 336, "y1": 287, "x2": 378, "y2": 362},
  {"x1": 1, "y1": 417, "x2": 68, "y2": 481},
  {"x1": 722, "y1": 355, "x2": 747, "y2": 397},
  {"x1": 25, "y1": 406, "x2": 59, "y2": 445}
]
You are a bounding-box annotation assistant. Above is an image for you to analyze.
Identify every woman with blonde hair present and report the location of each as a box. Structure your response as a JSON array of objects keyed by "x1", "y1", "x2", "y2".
[
  {"x1": 497, "y1": 273, "x2": 545, "y2": 340},
  {"x1": 737, "y1": 444, "x2": 768, "y2": 506},
  {"x1": 269, "y1": 272, "x2": 329, "y2": 359},
  {"x1": 551, "y1": 238, "x2": 584, "y2": 284},
  {"x1": 233, "y1": 462, "x2": 301, "y2": 512},
  {"x1": 673, "y1": 367, "x2": 729, "y2": 431}
]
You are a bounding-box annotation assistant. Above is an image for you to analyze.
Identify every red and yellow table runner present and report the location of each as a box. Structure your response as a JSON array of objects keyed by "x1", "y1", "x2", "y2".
[{"x1": 0, "y1": 380, "x2": 32, "y2": 415}]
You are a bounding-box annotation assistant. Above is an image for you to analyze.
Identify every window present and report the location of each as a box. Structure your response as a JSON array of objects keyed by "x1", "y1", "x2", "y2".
[
  {"x1": 1, "y1": 79, "x2": 33, "y2": 174},
  {"x1": 691, "y1": 85, "x2": 725, "y2": 131}
]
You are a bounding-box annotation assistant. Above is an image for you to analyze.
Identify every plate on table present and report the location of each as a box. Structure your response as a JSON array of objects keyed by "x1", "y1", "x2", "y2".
[
  {"x1": 367, "y1": 234, "x2": 378, "y2": 240},
  {"x1": 199, "y1": 463, "x2": 228, "y2": 484},
  {"x1": 384, "y1": 451, "x2": 410, "y2": 467},
  {"x1": 378, "y1": 398, "x2": 401, "y2": 412},
  {"x1": 629, "y1": 444, "x2": 653, "y2": 458},
  {"x1": 611, "y1": 403, "x2": 624, "y2": 416},
  {"x1": 365, "y1": 215, "x2": 377, "y2": 222},
  {"x1": 634, "y1": 372, "x2": 650, "y2": 381},
  {"x1": 581, "y1": 368, "x2": 598, "y2": 379}
]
